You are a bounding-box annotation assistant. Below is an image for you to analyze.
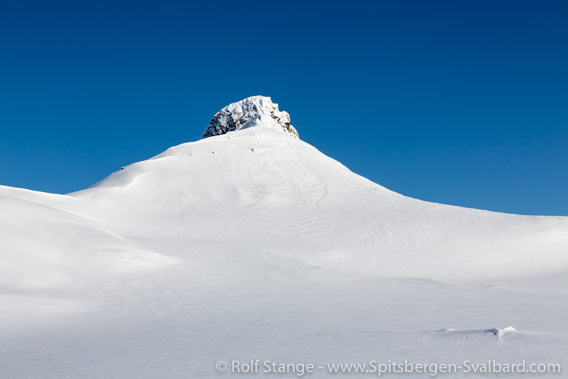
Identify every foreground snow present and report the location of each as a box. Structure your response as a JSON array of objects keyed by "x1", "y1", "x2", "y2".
[{"x1": 1, "y1": 98, "x2": 567, "y2": 377}]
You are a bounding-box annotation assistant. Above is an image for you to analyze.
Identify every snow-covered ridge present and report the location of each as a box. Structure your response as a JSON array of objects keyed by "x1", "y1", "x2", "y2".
[{"x1": 201, "y1": 96, "x2": 299, "y2": 139}]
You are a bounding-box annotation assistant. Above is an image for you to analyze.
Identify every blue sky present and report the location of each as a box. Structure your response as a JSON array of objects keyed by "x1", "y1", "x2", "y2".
[{"x1": 1, "y1": 0, "x2": 567, "y2": 215}]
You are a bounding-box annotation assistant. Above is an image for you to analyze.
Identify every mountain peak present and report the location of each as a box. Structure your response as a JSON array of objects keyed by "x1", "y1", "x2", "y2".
[{"x1": 201, "y1": 96, "x2": 299, "y2": 139}]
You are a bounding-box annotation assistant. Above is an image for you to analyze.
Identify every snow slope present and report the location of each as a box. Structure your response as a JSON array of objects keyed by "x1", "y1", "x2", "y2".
[{"x1": 1, "y1": 96, "x2": 567, "y2": 378}]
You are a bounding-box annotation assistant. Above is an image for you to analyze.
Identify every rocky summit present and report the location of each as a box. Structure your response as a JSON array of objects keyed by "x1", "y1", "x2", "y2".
[{"x1": 201, "y1": 96, "x2": 299, "y2": 139}]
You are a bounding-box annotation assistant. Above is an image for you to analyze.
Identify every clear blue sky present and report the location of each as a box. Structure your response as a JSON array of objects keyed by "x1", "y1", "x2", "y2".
[{"x1": 1, "y1": 0, "x2": 567, "y2": 215}]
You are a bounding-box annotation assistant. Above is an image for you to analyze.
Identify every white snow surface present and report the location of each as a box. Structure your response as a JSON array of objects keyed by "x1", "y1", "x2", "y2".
[{"x1": 1, "y1": 105, "x2": 568, "y2": 378}]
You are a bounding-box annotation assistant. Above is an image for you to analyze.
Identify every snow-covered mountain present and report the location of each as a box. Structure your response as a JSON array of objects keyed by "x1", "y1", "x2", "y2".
[{"x1": 1, "y1": 96, "x2": 567, "y2": 378}]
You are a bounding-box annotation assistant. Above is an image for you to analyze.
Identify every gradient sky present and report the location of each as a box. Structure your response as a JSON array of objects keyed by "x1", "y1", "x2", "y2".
[{"x1": 1, "y1": 0, "x2": 567, "y2": 215}]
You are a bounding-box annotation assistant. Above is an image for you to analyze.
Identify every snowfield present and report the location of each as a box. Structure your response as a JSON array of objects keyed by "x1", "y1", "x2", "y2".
[{"x1": 1, "y1": 96, "x2": 567, "y2": 378}]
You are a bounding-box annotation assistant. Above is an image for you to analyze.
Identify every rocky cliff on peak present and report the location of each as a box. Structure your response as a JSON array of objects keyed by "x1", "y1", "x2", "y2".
[{"x1": 201, "y1": 96, "x2": 299, "y2": 139}]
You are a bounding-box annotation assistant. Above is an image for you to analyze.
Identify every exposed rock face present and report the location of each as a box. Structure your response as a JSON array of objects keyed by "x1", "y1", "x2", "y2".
[{"x1": 201, "y1": 96, "x2": 299, "y2": 139}]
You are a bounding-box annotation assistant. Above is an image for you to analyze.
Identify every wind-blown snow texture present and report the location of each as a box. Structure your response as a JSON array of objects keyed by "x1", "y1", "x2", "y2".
[{"x1": 1, "y1": 96, "x2": 567, "y2": 378}]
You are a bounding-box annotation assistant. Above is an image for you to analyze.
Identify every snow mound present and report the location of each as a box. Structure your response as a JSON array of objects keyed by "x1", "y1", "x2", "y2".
[
  {"x1": 436, "y1": 327, "x2": 519, "y2": 341},
  {"x1": 201, "y1": 95, "x2": 299, "y2": 139},
  {"x1": 0, "y1": 196, "x2": 175, "y2": 291}
]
